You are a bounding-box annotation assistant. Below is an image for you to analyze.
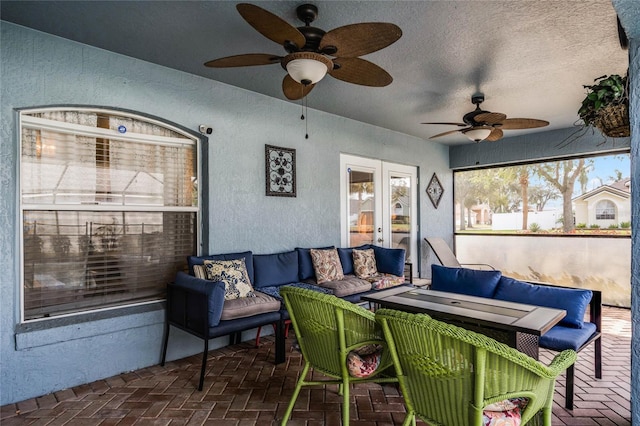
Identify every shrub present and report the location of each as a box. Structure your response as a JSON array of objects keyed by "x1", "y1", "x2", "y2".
[
  {"x1": 529, "y1": 223, "x2": 541, "y2": 232},
  {"x1": 576, "y1": 223, "x2": 587, "y2": 229},
  {"x1": 589, "y1": 224, "x2": 601, "y2": 229},
  {"x1": 620, "y1": 221, "x2": 631, "y2": 229},
  {"x1": 608, "y1": 223, "x2": 619, "y2": 229}
]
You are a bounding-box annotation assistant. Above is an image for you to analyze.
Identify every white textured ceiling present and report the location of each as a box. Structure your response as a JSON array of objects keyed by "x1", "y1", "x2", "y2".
[{"x1": 0, "y1": 1, "x2": 630, "y2": 145}]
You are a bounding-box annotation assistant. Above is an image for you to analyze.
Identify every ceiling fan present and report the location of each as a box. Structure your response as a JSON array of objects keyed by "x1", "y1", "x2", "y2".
[
  {"x1": 204, "y1": 3, "x2": 402, "y2": 100},
  {"x1": 423, "y1": 94, "x2": 550, "y2": 142}
]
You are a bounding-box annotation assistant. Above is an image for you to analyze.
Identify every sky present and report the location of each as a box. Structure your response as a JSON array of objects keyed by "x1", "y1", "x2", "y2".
[{"x1": 586, "y1": 153, "x2": 631, "y2": 191}]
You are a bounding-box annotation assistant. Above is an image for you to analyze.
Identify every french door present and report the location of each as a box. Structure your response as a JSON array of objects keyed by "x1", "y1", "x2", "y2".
[{"x1": 339, "y1": 154, "x2": 418, "y2": 269}]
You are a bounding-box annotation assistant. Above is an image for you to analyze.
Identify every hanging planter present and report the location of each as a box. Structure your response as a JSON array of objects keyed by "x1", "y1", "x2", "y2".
[
  {"x1": 593, "y1": 103, "x2": 630, "y2": 137},
  {"x1": 578, "y1": 74, "x2": 630, "y2": 138}
]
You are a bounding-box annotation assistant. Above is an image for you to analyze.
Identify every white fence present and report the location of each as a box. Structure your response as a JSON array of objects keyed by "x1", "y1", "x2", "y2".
[
  {"x1": 454, "y1": 234, "x2": 631, "y2": 307},
  {"x1": 492, "y1": 210, "x2": 561, "y2": 231}
]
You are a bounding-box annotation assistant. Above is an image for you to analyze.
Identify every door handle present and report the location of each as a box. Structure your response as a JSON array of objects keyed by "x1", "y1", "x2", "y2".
[{"x1": 377, "y1": 238, "x2": 384, "y2": 243}]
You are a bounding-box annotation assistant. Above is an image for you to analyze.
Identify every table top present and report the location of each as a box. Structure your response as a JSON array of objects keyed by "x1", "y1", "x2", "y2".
[{"x1": 363, "y1": 286, "x2": 566, "y2": 336}]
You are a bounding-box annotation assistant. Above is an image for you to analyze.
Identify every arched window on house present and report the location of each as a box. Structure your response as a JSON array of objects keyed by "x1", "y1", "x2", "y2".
[{"x1": 595, "y1": 200, "x2": 616, "y2": 220}]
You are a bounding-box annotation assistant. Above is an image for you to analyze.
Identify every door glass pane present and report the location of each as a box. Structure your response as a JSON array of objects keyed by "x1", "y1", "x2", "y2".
[
  {"x1": 348, "y1": 169, "x2": 375, "y2": 247},
  {"x1": 390, "y1": 175, "x2": 412, "y2": 262}
]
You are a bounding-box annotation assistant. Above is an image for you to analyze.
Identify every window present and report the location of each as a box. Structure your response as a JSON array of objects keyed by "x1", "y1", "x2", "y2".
[
  {"x1": 20, "y1": 108, "x2": 199, "y2": 321},
  {"x1": 596, "y1": 200, "x2": 616, "y2": 220}
]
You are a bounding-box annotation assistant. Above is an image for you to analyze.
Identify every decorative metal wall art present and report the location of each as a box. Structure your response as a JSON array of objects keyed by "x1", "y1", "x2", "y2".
[
  {"x1": 426, "y1": 172, "x2": 443, "y2": 208},
  {"x1": 265, "y1": 144, "x2": 296, "y2": 197}
]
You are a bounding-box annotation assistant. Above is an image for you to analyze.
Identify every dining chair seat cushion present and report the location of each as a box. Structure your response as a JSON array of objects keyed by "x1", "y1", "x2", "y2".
[
  {"x1": 482, "y1": 397, "x2": 528, "y2": 426},
  {"x1": 431, "y1": 264, "x2": 502, "y2": 298},
  {"x1": 494, "y1": 276, "x2": 592, "y2": 328},
  {"x1": 539, "y1": 322, "x2": 598, "y2": 351},
  {"x1": 347, "y1": 344, "x2": 383, "y2": 378}
]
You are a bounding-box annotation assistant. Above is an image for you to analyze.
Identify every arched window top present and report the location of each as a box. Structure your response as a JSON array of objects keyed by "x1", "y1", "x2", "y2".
[{"x1": 596, "y1": 199, "x2": 616, "y2": 220}]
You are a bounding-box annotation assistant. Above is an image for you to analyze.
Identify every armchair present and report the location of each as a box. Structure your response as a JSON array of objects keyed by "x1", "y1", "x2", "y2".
[
  {"x1": 376, "y1": 308, "x2": 576, "y2": 426},
  {"x1": 279, "y1": 286, "x2": 398, "y2": 425}
]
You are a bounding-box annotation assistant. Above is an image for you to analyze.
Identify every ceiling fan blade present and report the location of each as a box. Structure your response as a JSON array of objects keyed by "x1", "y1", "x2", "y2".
[
  {"x1": 485, "y1": 128, "x2": 504, "y2": 142},
  {"x1": 499, "y1": 118, "x2": 550, "y2": 130},
  {"x1": 474, "y1": 112, "x2": 507, "y2": 125},
  {"x1": 320, "y1": 23, "x2": 402, "y2": 57},
  {"x1": 421, "y1": 122, "x2": 467, "y2": 127},
  {"x1": 329, "y1": 57, "x2": 392, "y2": 87},
  {"x1": 204, "y1": 53, "x2": 282, "y2": 68},
  {"x1": 236, "y1": 3, "x2": 306, "y2": 49},
  {"x1": 282, "y1": 74, "x2": 315, "y2": 100},
  {"x1": 428, "y1": 128, "x2": 468, "y2": 139}
]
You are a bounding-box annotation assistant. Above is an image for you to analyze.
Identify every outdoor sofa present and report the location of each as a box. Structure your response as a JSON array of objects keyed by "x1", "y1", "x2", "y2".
[
  {"x1": 161, "y1": 245, "x2": 407, "y2": 390},
  {"x1": 430, "y1": 264, "x2": 602, "y2": 410}
]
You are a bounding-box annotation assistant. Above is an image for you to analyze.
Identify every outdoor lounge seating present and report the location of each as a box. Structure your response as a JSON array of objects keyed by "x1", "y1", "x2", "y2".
[
  {"x1": 162, "y1": 245, "x2": 407, "y2": 390},
  {"x1": 426, "y1": 237, "x2": 495, "y2": 270},
  {"x1": 280, "y1": 286, "x2": 398, "y2": 425},
  {"x1": 430, "y1": 262, "x2": 602, "y2": 410},
  {"x1": 376, "y1": 308, "x2": 577, "y2": 426}
]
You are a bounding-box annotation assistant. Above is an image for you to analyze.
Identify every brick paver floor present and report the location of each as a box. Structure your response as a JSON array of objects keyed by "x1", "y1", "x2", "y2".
[{"x1": 1, "y1": 306, "x2": 631, "y2": 425}]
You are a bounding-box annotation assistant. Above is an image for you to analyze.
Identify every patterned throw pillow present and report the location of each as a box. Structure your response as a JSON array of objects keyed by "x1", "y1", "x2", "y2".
[
  {"x1": 346, "y1": 344, "x2": 383, "y2": 378},
  {"x1": 310, "y1": 248, "x2": 344, "y2": 284},
  {"x1": 203, "y1": 258, "x2": 256, "y2": 300},
  {"x1": 482, "y1": 398, "x2": 529, "y2": 426},
  {"x1": 352, "y1": 248, "x2": 378, "y2": 278},
  {"x1": 366, "y1": 273, "x2": 405, "y2": 290}
]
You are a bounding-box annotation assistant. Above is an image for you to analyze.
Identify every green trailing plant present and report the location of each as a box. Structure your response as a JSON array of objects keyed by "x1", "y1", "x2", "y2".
[{"x1": 578, "y1": 74, "x2": 628, "y2": 127}]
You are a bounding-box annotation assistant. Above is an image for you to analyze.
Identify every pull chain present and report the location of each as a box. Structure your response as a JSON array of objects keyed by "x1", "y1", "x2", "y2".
[
  {"x1": 305, "y1": 95, "x2": 309, "y2": 139},
  {"x1": 299, "y1": 85, "x2": 309, "y2": 139}
]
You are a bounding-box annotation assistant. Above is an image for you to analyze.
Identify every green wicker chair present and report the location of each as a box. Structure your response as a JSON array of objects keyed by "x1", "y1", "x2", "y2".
[
  {"x1": 376, "y1": 309, "x2": 577, "y2": 426},
  {"x1": 280, "y1": 286, "x2": 398, "y2": 425}
]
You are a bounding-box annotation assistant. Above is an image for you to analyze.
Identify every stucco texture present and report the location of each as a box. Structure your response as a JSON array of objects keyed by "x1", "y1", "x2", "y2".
[{"x1": 0, "y1": 22, "x2": 448, "y2": 404}]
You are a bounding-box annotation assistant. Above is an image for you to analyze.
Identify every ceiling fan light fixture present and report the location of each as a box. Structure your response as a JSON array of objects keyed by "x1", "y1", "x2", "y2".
[
  {"x1": 283, "y1": 52, "x2": 333, "y2": 85},
  {"x1": 464, "y1": 127, "x2": 492, "y2": 142}
]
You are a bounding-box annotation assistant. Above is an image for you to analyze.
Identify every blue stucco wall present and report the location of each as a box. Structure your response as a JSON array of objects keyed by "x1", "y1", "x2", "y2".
[
  {"x1": 449, "y1": 126, "x2": 630, "y2": 170},
  {"x1": 0, "y1": 22, "x2": 450, "y2": 404},
  {"x1": 629, "y1": 38, "x2": 639, "y2": 426}
]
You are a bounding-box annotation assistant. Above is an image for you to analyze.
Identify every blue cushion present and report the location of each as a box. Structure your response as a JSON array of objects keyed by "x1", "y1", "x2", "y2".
[
  {"x1": 337, "y1": 245, "x2": 371, "y2": 275},
  {"x1": 431, "y1": 264, "x2": 502, "y2": 298},
  {"x1": 296, "y1": 246, "x2": 334, "y2": 280},
  {"x1": 371, "y1": 245, "x2": 405, "y2": 276},
  {"x1": 174, "y1": 271, "x2": 225, "y2": 327},
  {"x1": 188, "y1": 251, "x2": 254, "y2": 284},
  {"x1": 494, "y1": 276, "x2": 592, "y2": 328},
  {"x1": 252, "y1": 250, "x2": 299, "y2": 288},
  {"x1": 539, "y1": 322, "x2": 598, "y2": 351},
  {"x1": 257, "y1": 282, "x2": 333, "y2": 308}
]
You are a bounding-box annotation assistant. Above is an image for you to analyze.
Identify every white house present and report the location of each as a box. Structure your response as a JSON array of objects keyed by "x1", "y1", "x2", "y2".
[{"x1": 573, "y1": 178, "x2": 631, "y2": 228}]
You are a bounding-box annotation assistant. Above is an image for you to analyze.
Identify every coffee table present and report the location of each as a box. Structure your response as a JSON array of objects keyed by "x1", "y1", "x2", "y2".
[{"x1": 363, "y1": 286, "x2": 566, "y2": 359}]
